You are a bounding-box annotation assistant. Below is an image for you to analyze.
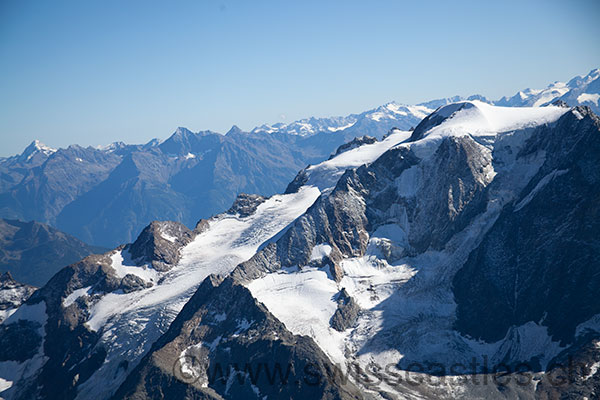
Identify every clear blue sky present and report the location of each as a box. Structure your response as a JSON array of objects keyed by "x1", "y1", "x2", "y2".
[{"x1": 1, "y1": 0, "x2": 599, "y2": 156}]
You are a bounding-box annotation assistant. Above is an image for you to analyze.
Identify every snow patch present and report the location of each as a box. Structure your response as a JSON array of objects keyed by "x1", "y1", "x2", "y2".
[
  {"x1": 63, "y1": 286, "x2": 92, "y2": 308},
  {"x1": 327, "y1": 122, "x2": 356, "y2": 132},
  {"x1": 247, "y1": 266, "x2": 346, "y2": 364},
  {"x1": 5, "y1": 302, "x2": 47, "y2": 325},
  {"x1": 310, "y1": 243, "x2": 332, "y2": 261},
  {"x1": 584, "y1": 361, "x2": 600, "y2": 381},
  {"x1": 109, "y1": 251, "x2": 160, "y2": 283},
  {"x1": 0, "y1": 377, "x2": 12, "y2": 392},
  {"x1": 577, "y1": 93, "x2": 600, "y2": 106}
]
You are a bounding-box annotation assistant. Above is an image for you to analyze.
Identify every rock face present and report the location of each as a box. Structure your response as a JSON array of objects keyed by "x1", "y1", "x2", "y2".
[
  {"x1": 0, "y1": 218, "x2": 199, "y2": 400},
  {"x1": 0, "y1": 272, "x2": 36, "y2": 323},
  {"x1": 226, "y1": 194, "x2": 267, "y2": 218},
  {"x1": 453, "y1": 107, "x2": 600, "y2": 345},
  {"x1": 234, "y1": 131, "x2": 492, "y2": 284},
  {"x1": 129, "y1": 221, "x2": 195, "y2": 271},
  {"x1": 330, "y1": 288, "x2": 360, "y2": 332},
  {"x1": 113, "y1": 276, "x2": 363, "y2": 400},
  {"x1": 0, "y1": 218, "x2": 106, "y2": 286}
]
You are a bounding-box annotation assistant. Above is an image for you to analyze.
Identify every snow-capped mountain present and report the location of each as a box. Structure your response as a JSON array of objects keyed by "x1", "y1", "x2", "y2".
[
  {"x1": 496, "y1": 68, "x2": 600, "y2": 113},
  {"x1": 1, "y1": 69, "x2": 597, "y2": 250},
  {"x1": 495, "y1": 81, "x2": 570, "y2": 108},
  {"x1": 1, "y1": 99, "x2": 599, "y2": 399},
  {"x1": 251, "y1": 68, "x2": 600, "y2": 140},
  {"x1": 16, "y1": 140, "x2": 56, "y2": 163},
  {"x1": 251, "y1": 102, "x2": 434, "y2": 139}
]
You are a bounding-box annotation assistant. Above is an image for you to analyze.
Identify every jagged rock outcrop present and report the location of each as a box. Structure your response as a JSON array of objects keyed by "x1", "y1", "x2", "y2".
[
  {"x1": 330, "y1": 288, "x2": 360, "y2": 332},
  {"x1": 226, "y1": 194, "x2": 267, "y2": 218},
  {"x1": 129, "y1": 221, "x2": 195, "y2": 271},
  {"x1": 0, "y1": 272, "x2": 36, "y2": 323},
  {"x1": 234, "y1": 131, "x2": 493, "y2": 283},
  {"x1": 113, "y1": 276, "x2": 363, "y2": 400}
]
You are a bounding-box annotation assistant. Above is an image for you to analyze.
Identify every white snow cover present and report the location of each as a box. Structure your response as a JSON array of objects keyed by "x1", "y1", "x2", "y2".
[
  {"x1": 4, "y1": 302, "x2": 47, "y2": 326},
  {"x1": 0, "y1": 302, "x2": 48, "y2": 398},
  {"x1": 409, "y1": 101, "x2": 568, "y2": 159},
  {"x1": 76, "y1": 185, "x2": 321, "y2": 399},
  {"x1": 578, "y1": 93, "x2": 600, "y2": 106},
  {"x1": 310, "y1": 243, "x2": 332, "y2": 261},
  {"x1": 245, "y1": 102, "x2": 577, "y2": 395},
  {"x1": 4, "y1": 99, "x2": 587, "y2": 398},
  {"x1": 250, "y1": 101, "x2": 433, "y2": 137},
  {"x1": 108, "y1": 250, "x2": 160, "y2": 284},
  {"x1": 422, "y1": 101, "x2": 567, "y2": 140},
  {"x1": 0, "y1": 309, "x2": 17, "y2": 324},
  {"x1": 74, "y1": 127, "x2": 423, "y2": 398},
  {"x1": 304, "y1": 129, "x2": 412, "y2": 191},
  {"x1": 247, "y1": 266, "x2": 346, "y2": 363},
  {"x1": 30, "y1": 140, "x2": 57, "y2": 157}
]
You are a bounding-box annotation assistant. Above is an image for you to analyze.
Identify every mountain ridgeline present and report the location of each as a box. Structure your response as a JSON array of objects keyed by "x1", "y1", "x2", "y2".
[
  {"x1": 1, "y1": 98, "x2": 599, "y2": 399},
  {"x1": 1, "y1": 68, "x2": 597, "y2": 250}
]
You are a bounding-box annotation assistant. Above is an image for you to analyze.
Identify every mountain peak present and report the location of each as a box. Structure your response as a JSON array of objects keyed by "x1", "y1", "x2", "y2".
[
  {"x1": 226, "y1": 125, "x2": 243, "y2": 135},
  {"x1": 410, "y1": 100, "x2": 569, "y2": 143},
  {"x1": 19, "y1": 139, "x2": 57, "y2": 161},
  {"x1": 173, "y1": 127, "x2": 194, "y2": 137}
]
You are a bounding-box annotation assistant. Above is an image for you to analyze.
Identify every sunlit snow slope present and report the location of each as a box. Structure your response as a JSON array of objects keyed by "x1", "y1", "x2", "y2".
[
  {"x1": 246, "y1": 101, "x2": 573, "y2": 395},
  {"x1": 73, "y1": 130, "x2": 414, "y2": 399}
]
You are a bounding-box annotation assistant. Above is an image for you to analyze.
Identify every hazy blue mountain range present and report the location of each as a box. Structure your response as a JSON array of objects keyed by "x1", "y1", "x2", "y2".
[
  {"x1": 0, "y1": 69, "x2": 597, "y2": 249},
  {"x1": 0, "y1": 218, "x2": 106, "y2": 286}
]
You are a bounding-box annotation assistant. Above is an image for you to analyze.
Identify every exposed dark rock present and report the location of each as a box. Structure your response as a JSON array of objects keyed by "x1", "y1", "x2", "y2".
[
  {"x1": 113, "y1": 275, "x2": 363, "y2": 400},
  {"x1": 194, "y1": 219, "x2": 211, "y2": 234},
  {"x1": 129, "y1": 221, "x2": 195, "y2": 271},
  {"x1": 453, "y1": 108, "x2": 600, "y2": 345},
  {"x1": 329, "y1": 135, "x2": 377, "y2": 159},
  {"x1": 226, "y1": 193, "x2": 267, "y2": 218},
  {"x1": 120, "y1": 273, "x2": 152, "y2": 293},
  {"x1": 552, "y1": 99, "x2": 570, "y2": 108},
  {"x1": 330, "y1": 288, "x2": 360, "y2": 332},
  {"x1": 0, "y1": 320, "x2": 42, "y2": 362},
  {"x1": 0, "y1": 271, "x2": 36, "y2": 314},
  {"x1": 284, "y1": 167, "x2": 309, "y2": 194},
  {"x1": 536, "y1": 335, "x2": 600, "y2": 399},
  {"x1": 234, "y1": 133, "x2": 490, "y2": 284}
]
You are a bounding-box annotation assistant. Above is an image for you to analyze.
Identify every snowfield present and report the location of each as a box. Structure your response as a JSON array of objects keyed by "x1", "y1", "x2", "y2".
[
  {"x1": 77, "y1": 185, "x2": 321, "y2": 399},
  {"x1": 304, "y1": 129, "x2": 412, "y2": 191},
  {"x1": 246, "y1": 101, "x2": 577, "y2": 396}
]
